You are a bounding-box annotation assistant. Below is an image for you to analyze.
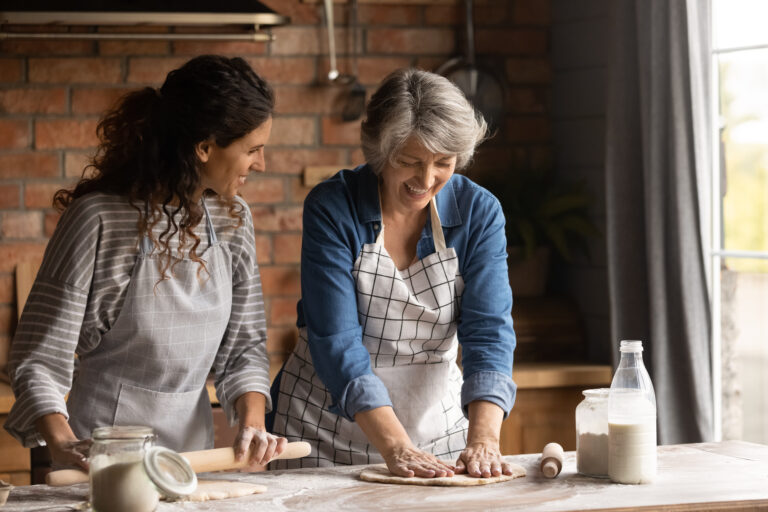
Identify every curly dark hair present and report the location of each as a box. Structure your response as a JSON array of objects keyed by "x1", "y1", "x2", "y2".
[{"x1": 54, "y1": 55, "x2": 274, "y2": 280}]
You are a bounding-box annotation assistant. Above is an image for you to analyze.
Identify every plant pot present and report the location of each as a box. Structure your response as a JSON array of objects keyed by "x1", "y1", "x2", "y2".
[{"x1": 507, "y1": 246, "x2": 550, "y2": 297}]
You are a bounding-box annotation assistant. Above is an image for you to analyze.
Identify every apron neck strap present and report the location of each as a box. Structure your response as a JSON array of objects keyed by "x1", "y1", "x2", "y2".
[
  {"x1": 375, "y1": 196, "x2": 446, "y2": 252},
  {"x1": 139, "y1": 198, "x2": 218, "y2": 255}
]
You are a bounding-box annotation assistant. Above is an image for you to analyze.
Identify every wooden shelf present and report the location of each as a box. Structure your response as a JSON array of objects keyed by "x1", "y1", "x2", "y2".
[{"x1": 514, "y1": 362, "x2": 612, "y2": 390}]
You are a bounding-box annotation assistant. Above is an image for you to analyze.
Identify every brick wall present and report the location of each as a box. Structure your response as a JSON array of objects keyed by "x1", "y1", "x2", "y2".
[{"x1": 0, "y1": 0, "x2": 551, "y2": 377}]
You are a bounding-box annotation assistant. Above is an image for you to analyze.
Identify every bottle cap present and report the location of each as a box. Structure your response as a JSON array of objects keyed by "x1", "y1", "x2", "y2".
[
  {"x1": 620, "y1": 340, "x2": 643, "y2": 352},
  {"x1": 143, "y1": 446, "x2": 197, "y2": 499}
]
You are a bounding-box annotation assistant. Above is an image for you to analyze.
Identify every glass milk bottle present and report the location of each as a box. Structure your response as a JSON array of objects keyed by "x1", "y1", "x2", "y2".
[
  {"x1": 608, "y1": 340, "x2": 657, "y2": 484},
  {"x1": 576, "y1": 388, "x2": 610, "y2": 477}
]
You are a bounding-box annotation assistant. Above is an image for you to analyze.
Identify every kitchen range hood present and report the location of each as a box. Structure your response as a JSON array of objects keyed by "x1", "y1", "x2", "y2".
[{"x1": 0, "y1": 1, "x2": 290, "y2": 41}]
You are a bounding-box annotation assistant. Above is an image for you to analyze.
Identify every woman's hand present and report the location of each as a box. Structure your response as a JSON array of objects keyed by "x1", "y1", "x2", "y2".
[
  {"x1": 456, "y1": 400, "x2": 512, "y2": 478},
  {"x1": 455, "y1": 439, "x2": 515, "y2": 477},
  {"x1": 233, "y1": 391, "x2": 286, "y2": 469},
  {"x1": 383, "y1": 443, "x2": 455, "y2": 478},
  {"x1": 355, "y1": 406, "x2": 454, "y2": 478},
  {"x1": 34, "y1": 413, "x2": 91, "y2": 470},
  {"x1": 233, "y1": 425, "x2": 287, "y2": 467}
]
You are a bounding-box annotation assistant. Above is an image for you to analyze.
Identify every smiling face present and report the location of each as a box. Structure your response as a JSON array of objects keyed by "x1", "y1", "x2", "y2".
[
  {"x1": 379, "y1": 137, "x2": 457, "y2": 215},
  {"x1": 196, "y1": 117, "x2": 273, "y2": 199}
]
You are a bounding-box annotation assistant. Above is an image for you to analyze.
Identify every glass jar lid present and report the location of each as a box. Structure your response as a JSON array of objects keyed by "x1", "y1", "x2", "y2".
[
  {"x1": 143, "y1": 446, "x2": 197, "y2": 499},
  {"x1": 92, "y1": 425, "x2": 155, "y2": 440},
  {"x1": 582, "y1": 388, "x2": 610, "y2": 398}
]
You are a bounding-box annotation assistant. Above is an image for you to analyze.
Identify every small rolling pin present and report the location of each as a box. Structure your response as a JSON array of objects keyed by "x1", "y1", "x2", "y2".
[
  {"x1": 46, "y1": 441, "x2": 311, "y2": 487},
  {"x1": 539, "y1": 442, "x2": 564, "y2": 478}
]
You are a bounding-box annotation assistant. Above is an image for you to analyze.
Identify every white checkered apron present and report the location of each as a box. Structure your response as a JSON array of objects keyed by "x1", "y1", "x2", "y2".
[
  {"x1": 67, "y1": 199, "x2": 232, "y2": 453},
  {"x1": 272, "y1": 197, "x2": 468, "y2": 468}
]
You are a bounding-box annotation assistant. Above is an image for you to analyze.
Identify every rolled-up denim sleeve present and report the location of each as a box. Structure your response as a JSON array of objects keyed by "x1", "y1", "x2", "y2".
[
  {"x1": 300, "y1": 187, "x2": 392, "y2": 421},
  {"x1": 457, "y1": 192, "x2": 517, "y2": 418}
]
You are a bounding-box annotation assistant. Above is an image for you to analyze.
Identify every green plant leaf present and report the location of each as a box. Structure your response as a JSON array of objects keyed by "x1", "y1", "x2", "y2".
[
  {"x1": 539, "y1": 193, "x2": 591, "y2": 218},
  {"x1": 514, "y1": 218, "x2": 538, "y2": 259},
  {"x1": 543, "y1": 222, "x2": 571, "y2": 261}
]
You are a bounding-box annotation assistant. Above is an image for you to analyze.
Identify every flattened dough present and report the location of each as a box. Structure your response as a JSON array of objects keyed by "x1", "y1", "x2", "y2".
[
  {"x1": 181, "y1": 480, "x2": 267, "y2": 502},
  {"x1": 359, "y1": 464, "x2": 526, "y2": 486}
]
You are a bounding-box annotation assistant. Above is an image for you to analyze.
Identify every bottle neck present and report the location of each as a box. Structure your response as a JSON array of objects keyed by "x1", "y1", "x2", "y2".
[{"x1": 619, "y1": 350, "x2": 643, "y2": 368}]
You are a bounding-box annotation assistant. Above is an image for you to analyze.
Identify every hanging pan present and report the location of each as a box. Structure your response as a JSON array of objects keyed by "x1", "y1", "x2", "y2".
[{"x1": 436, "y1": 0, "x2": 505, "y2": 129}]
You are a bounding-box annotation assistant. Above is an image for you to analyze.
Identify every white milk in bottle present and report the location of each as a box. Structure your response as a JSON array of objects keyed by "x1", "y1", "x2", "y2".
[{"x1": 607, "y1": 340, "x2": 657, "y2": 484}]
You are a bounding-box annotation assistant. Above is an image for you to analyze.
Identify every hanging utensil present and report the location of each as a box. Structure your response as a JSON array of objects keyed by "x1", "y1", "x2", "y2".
[
  {"x1": 341, "y1": 0, "x2": 366, "y2": 121},
  {"x1": 323, "y1": 0, "x2": 355, "y2": 85},
  {"x1": 436, "y1": 0, "x2": 505, "y2": 128}
]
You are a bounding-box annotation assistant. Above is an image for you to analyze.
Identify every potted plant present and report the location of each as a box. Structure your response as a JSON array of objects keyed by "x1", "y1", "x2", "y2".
[{"x1": 483, "y1": 168, "x2": 600, "y2": 297}]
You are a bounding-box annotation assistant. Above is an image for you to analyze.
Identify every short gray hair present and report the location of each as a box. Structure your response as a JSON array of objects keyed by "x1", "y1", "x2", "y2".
[{"x1": 360, "y1": 68, "x2": 488, "y2": 174}]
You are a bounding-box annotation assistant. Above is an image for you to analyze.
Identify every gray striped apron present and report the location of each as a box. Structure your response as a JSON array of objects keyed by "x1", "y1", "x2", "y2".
[
  {"x1": 272, "y1": 197, "x2": 468, "y2": 468},
  {"x1": 67, "y1": 199, "x2": 232, "y2": 453}
]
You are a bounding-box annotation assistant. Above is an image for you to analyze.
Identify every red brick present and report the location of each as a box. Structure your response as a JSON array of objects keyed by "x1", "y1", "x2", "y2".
[
  {"x1": 65, "y1": 152, "x2": 96, "y2": 178},
  {"x1": 245, "y1": 57, "x2": 316, "y2": 85},
  {"x1": 513, "y1": 0, "x2": 551, "y2": 25},
  {"x1": 239, "y1": 177, "x2": 286, "y2": 204},
  {"x1": 2, "y1": 211, "x2": 43, "y2": 239},
  {"x1": 35, "y1": 119, "x2": 99, "y2": 149},
  {"x1": 266, "y1": 326, "x2": 298, "y2": 354},
  {"x1": 506, "y1": 58, "x2": 552, "y2": 84},
  {"x1": 530, "y1": 145, "x2": 554, "y2": 170},
  {"x1": 474, "y1": 4, "x2": 513, "y2": 25},
  {"x1": 0, "y1": 274, "x2": 13, "y2": 304},
  {"x1": 71, "y1": 87, "x2": 130, "y2": 115},
  {"x1": 44, "y1": 210, "x2": 62, "y2": 237},
  {"x1": 414, "y1": 57, "x2": 452, "y2": 73},
  {"x1": 424, "y1": 5, "x2": 460, "y2": 25},
  {"x1": 350, "y1": 148, "x2": 365, "y2": 166},
  {"x1": 0, "y1": 243, "x2": 47, "y2": 272},
  {"x1": 505, "y1": 117, "x2": 551, "y2": 143},
  {"x1": 260, "y1": 265, "x2": 300, "y2": 296},
  {"x1": 274, "y1": 233, "x2": 302, "y2": 264},
  {"x1": 321, "y1": 117, "x2": 361, "y2": 146},
  {"x1": 271, "y1": 27, "x2": 356, "y2": 56},
  {"x1": 0, "y1": 185, "x2": 21, "y2": 209},
  {"x1": 0, "y1": 40, "x2": 94, "y2": 56},
  {"x1": 29, "y1": 58, "x2": 122, "y2": 84},
  {"x1": 271, "y1": 117, "x2": 316, "y2": 146},
  {"x1": 356, "y1": 57, "x2": 413, "y2": 85},
  {"x1": 507, "y1": 87, "x2": 548, "y2": 114},
  {"x1": 275, "y1": 86, "x2": 347, "y2": 115},
  {"x1": 0, "y1": 120, "x2": 30, "y2": 149},
  {"x1": 250, "y1": 205, "x2": 303, "y2": 232},
  {"x1": 99, "y1": 40, "x2": 169, "y2": 56},
  {"x1": 127, "y1": 57, "x2": 186, "y2": 84},
  {"x1": 269, "y1": 296, "x2": 299, "y2": 326},
  {"x1": 265, "y1": 148, "x2": 347, "y2": 176},
  {"x1": 172, "y1": 41, "x2": 267, "y2": 56},
  {"x1": 0, "y1": 59, "x2": 23, "y2": 83},
  {"x1": 475, "y1": 29, "x2": 548, "y2": 56},
  {"x1": 0, "y1": 88, "x2": 67, "y2": 114},
  {"x1": 0, "y1": 153, "x2": 60, "y2": 179},
  {"x1": 368, "y1": 28, "x2": 455, "y2": 55},
  {"x1": 290, "y1": 177, "x2": 312, "y2": 204},
  {"x1": 24, "y1": 182, "x2": 72, "y2": 209},
  {"x1": 358, "y1": 6, "x2": 422, "y2": 25},
  {"x1": 254, "y1": 234, "x2": 272, "y2": 264}
]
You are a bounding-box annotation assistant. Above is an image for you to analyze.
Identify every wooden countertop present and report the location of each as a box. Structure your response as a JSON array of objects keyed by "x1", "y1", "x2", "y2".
[
  {"x1": 514, "y1": 362, "x2": 612, "y2": 389},
  {"x1": 3, "y1": 441, "x2": 767, "y2": 511},
  {"x1": 0, "y1": 381, "x2": 15, "y2": 415}
]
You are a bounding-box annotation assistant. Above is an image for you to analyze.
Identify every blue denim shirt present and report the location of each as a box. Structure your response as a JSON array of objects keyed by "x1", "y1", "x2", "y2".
[{"x1": 295, "y1": 164, "x2": 516, "y2": 422}]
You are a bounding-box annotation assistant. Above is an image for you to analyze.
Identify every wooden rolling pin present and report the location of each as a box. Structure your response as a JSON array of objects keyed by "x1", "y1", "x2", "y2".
[
  {"x1": 539, "y1": 442, "x2": 564, "y2": 478},
  {"x1": 46, "y1": 441, "x2": 311, "y2": 487}
]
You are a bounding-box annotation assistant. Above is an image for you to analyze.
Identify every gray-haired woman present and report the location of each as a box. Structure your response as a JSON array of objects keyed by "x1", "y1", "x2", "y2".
[{"x1": 269, "y1": 69, "x2": 517, "y2": 478}]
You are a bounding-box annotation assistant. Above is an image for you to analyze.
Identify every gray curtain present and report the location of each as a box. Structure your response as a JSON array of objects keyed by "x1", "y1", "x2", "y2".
[{"x1": 605, "y1": 0, "x2": 713, "y2": 444}]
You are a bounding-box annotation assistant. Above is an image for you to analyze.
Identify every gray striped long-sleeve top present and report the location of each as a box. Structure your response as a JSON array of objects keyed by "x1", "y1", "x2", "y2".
[{"x1": 4, "y1": 192, "x2": 271, "y2": 447}]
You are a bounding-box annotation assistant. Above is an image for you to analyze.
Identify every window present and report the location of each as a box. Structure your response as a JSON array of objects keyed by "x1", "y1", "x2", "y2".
[{"x1": 712, "y1": 0, "x2": 768, "y2": 443}]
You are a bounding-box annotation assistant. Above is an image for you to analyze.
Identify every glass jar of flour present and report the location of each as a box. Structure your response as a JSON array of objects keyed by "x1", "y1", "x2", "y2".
[
  {"x1": 575, "y1": 388, "x2": 610, "y2": 477},
  {"x1": 608, "y1": 340, "x2": 657, "y2": 484},
  {"x1": 89, "y1": 426, "x2": 197, "y2": 512}
]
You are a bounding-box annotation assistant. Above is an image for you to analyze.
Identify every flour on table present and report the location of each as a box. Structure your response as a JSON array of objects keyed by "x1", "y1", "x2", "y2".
[
  {"x1": 176, "y1": 480, "x2": 267, "y2": 502},
  {"x1": 359, "y1": 464, "x2": 526, "y2": 486}
]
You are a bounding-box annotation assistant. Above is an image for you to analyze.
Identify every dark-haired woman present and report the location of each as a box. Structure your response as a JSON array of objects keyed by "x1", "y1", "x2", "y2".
[{"x1": 4, "y1": 55, "x2": 285, "y2": 470}]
